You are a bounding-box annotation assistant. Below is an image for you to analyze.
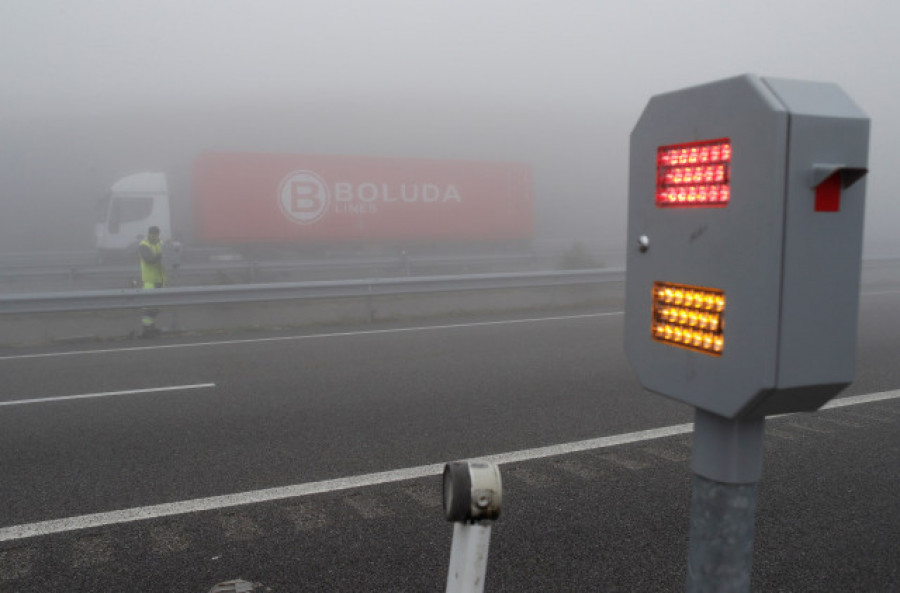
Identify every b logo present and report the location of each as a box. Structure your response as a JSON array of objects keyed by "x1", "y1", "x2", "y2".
[{"x1": 278, "y1": 171, "x2": 330, "y2": 224}]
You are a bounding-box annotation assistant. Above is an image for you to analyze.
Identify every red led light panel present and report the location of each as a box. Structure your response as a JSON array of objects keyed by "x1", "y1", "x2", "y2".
[{"x1": 657, "y1": 139, "x2": 731, "y2": 208}]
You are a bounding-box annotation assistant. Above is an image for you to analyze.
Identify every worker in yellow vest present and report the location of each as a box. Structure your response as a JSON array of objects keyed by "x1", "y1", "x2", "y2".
[{"x1": 138, "y1": 226, "x2": 167, "y2": 337}]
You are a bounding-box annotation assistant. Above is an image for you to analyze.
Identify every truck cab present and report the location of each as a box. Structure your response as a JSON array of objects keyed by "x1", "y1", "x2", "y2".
[{"x1": 95, "y1": 172, "x2": 171, "y2": 259}]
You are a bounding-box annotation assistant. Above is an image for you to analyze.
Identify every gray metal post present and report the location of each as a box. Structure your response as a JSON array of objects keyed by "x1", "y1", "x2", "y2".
[{"x1": 686, "y1": 409, "x2": 765, "y2": 593}]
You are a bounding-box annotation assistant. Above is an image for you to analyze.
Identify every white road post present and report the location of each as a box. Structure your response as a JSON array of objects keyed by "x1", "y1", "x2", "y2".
[
  {"x1": 443, "y1": 461, "x2": 502, "y2": 593},
  {"x1": 446, "y1": 521, "x2": 493, "y2": 593}
]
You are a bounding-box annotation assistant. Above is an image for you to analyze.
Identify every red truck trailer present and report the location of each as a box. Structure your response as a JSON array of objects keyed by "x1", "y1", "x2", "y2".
[{"x1": 96, "y1": 151, "x2": 534, "y2": 256}]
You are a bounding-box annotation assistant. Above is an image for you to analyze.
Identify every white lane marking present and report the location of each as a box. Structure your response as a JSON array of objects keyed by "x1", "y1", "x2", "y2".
[
  {"x1": 819, "y1": 390, "x2": 900, "y2": 409},
  {"x1": 0, "y1": 313, "x2": 619, "y2": 361},
  {"x1": 2, "y1": 388, "x2": 897, "y2": 543},
  {"x1": 0, "y1": 384, "x2": 216, "y2": 407},
  {"x1": 861, "y1": 288, "x2": 900, "y2": 296},
  {"x1": 0, "y1": 464, "x2": 444, "y2": 542}
]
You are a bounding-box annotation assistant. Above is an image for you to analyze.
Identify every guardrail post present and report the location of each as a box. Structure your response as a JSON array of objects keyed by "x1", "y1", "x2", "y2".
[
  {"x1": 401, "y1": 251, "x2": 411, "y2": 276},
  {"x1": 366, "y1": 283, "x2": 375, "y2": 322}
]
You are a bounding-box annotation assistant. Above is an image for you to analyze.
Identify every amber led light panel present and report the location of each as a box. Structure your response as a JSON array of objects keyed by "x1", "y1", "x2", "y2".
[{"x1": 652, "y1": 281, "x2": 725, "y2": 356}]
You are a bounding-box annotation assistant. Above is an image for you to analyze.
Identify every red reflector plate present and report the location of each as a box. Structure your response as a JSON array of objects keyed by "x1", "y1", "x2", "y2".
[{"x1": 815, "y1": 172, "x2": 841, "y2": 212}]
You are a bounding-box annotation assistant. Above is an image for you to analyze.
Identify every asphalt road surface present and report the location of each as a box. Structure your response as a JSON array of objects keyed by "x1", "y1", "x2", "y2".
[{"x1": 1, "y1": 273, "x2": 899, "y2": 591}]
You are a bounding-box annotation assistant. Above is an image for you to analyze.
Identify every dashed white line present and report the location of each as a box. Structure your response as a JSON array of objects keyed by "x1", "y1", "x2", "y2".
[
  {"x1": 1, "y1": 389, "x2": 896, "y2": 543},
  {"x1": 0, "y1": 383, "x2": 216, "y2": 407},
  {"x1": 0, "y1": 312, "x2": 619, "y2": 361}
]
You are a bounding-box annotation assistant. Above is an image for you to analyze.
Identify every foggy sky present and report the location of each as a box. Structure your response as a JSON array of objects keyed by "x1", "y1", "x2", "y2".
[{"x1": 2, "y1": 1, "x2": 899, "y2": 254}]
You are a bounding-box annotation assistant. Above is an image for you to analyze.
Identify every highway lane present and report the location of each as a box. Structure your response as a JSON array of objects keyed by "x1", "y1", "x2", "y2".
[
  {"x1": 0, "y1": 282, "x2": 899, "y2": 590},
  {"x1": 2, "y1": 309, "x2": 699, "y2": 525},
  {"x1": 0, "y1": 392, "x2": 897, "y2": 591},
  {"x1": 2, "y1": 292, "x2": 900, "y2": 507}
]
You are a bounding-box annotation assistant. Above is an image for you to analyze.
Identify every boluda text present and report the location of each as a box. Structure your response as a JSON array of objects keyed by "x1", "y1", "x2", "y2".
[{"x1": 333, "y1": 182, "x2": 461, "y2": 215}]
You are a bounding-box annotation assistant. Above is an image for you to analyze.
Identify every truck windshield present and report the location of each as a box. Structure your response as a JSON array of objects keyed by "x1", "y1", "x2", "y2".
[
  {"x1": 108, "y1": 197, "x2": 154, "y2": 232},
  {"x1": 96, "y1": 197, "x2": 111, "y2": 224}
]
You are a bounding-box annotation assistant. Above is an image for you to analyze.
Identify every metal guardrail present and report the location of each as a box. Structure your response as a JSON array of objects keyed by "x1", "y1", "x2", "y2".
[
  {"x1": 0, "y1": 251, "x2": 528, "y2": 271},
  {"x1": 0, "y1": 252, "x2": 573, "y2": 285},
  {"x1": 0, "y1": 245, "x2": 622, "y2": 282},
  {"x1": 0, "y1": 254, "x2": 488, "y2": 279},
  {"x1": 0, "y1": 250, "x2": 99, "y2": 268},
  {"x1": 0, "y1": 269, "x2": 624, "y2": 314}
]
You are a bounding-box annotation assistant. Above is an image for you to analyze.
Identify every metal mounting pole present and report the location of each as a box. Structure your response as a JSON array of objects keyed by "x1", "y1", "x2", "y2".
[{"x1": 686, "y1": 409, "x2": 766, "y2": 593}]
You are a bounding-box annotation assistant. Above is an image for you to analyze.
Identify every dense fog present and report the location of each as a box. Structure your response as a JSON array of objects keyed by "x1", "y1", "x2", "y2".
[{"x1": 1, "y1": 1, "x2": 899, "y2": 257}]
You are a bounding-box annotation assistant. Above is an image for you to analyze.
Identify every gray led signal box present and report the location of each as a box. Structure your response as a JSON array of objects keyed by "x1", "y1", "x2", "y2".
[{"x1": 624, "y1": 74, "x2": 869, "y2": 419}]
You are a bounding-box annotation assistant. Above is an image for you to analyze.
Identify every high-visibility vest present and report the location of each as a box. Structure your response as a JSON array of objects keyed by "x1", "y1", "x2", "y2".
[{"x1": 139, "y1": 239, "x2": 166, "y2": 288}]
